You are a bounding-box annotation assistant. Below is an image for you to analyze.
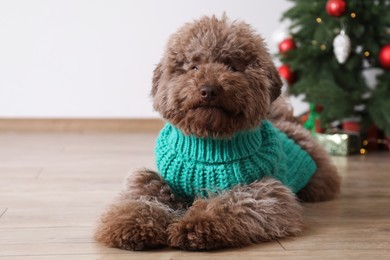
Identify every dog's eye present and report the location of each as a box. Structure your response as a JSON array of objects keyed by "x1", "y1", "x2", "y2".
[
  {"x1": 191, "y1": 66, "x2": 199, "y2": 71},
  {"x1": 227, "y1": 65, "x2": 238, "y2": 72}
]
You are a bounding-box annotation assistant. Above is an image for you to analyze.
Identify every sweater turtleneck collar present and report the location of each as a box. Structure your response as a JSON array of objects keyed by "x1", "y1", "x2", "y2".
[{"x1": 158, "y1": 122, "x2": 267, "y2": 164}]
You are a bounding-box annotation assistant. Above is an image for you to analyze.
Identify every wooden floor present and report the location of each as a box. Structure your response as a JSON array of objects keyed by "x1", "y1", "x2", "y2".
[{"x1": 0, "y1": 132, "x2": 389, "y2": 259}]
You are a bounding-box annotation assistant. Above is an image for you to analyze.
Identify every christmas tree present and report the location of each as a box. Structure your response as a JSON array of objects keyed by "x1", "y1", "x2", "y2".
[{"x1": 278, "y1": 0, "x2": 390, "y2": 137}]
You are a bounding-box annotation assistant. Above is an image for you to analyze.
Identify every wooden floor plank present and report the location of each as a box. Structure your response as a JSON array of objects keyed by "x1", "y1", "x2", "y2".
[
  {"x1": 0, "y1": 227, "x2": 94, "y2": 245},
  {"x1": 280, "y1": 224, "x2": 390, "y2": 250},
  {"x1": 0, "y1": 207, "x2": 102, "y2": 228},
  {"x1": 0, "y1": 191, "x2": 117, "y2": 208},
  {"x1": 1, "y1": 250, "x2": 390, "y2": 260},
  {"x1": 0, "y1": 167, "x2": 42, "y2": 180},
  {"x1": 0, "y1": 242, "x2": 284, "y2": 257}
]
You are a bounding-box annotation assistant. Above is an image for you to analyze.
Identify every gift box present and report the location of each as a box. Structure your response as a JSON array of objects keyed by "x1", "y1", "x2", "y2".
[{"x1": 315, "y1": 132, "x2": 361, "y2": 156}]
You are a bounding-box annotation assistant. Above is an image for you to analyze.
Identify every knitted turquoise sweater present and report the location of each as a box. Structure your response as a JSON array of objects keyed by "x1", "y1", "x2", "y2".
[{"x1": 155, "y1": 120, "x2": 317, "y2": 200}]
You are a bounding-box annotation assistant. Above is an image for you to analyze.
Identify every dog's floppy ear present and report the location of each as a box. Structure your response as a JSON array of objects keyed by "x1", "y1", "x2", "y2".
[
  {"x1": 151, "y1": 62, "x2": 163, "y2": 97},
  {"x1": 267, "y1": 64, "x2": 283, "y2": 102}
]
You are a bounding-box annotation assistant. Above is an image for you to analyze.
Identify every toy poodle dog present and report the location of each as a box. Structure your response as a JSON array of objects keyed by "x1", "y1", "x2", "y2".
[{"x1": 94, "y1": 15, "x2": 341, "y2": 251}]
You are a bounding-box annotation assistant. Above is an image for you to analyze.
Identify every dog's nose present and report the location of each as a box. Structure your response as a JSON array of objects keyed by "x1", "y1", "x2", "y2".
[{"x1": 200, "y1": 85, "x2": 218, "y2": 100}]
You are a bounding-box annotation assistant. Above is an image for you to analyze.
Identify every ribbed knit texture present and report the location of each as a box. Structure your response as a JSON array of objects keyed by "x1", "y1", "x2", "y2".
[{"x1": 155, "y1": 120, "x2": 317, "y2": 200}]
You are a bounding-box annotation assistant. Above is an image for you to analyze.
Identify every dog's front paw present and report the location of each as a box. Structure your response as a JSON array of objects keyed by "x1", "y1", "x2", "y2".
[
  {"x1": 168, "y1": 215, "x2": 228, "y2": 251},
  {"x1": 167, "y1": 198, "x2": 242, "y2": 251},
  {"x1": 95, "y1": 200, "x2": 172, "y2": 251}
]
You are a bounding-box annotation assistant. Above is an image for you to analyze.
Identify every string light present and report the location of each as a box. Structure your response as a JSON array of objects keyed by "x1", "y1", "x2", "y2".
[
  {"x1": 320, "y1": 44, "x2": 327, "y2": 50},
  {"x1": 316, "y1": 17, "x2": 322, "y2": 23},
  {"x1": 360, "y1": 138, "x2": 390, "y2": 154},
  {"x1": 364, "y1": 51, "x2": 370, "y2": 57},
  {"x1": 350, "y1": 12, "x2": 357, "y2": 18}
]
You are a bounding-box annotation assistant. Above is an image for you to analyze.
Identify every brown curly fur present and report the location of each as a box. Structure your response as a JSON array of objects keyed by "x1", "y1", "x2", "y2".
[
  {"x1": 168, "y1": 179, "x2": 303, "y2": 250},
  {"x1": 95, "y1": 15, "x2": 340, "y2": 251},
  {"x1": 151, "y1": 15, "x2": 282, "y2": 138}
]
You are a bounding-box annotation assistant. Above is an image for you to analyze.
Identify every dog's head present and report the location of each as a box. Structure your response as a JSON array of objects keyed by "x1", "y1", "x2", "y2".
[{"x1": 151, "y1": 15, "x2": 282, "y2": 138}]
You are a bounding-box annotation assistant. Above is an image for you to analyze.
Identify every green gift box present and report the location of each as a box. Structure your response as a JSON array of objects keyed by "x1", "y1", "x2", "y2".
[{"x1": 314, "y1": 133, "x2": 361, "y2": 156}]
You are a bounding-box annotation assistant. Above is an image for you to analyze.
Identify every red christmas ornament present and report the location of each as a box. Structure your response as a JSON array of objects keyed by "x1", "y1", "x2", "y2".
[
  {"x1": 315, "y1": 105, "x2": 324, "y2": 113},
  {"x1": 278, "y1": 38, "x2": 296, "y2": 54},
  {"x1": 379, "y1": 44, "x2": 390, "y2": 69},
  {"x1": 326, "y1": 0, "x2": 347, "y2": 17},
  {"x1": 278, "y1": 64, "x2": 295, "y2": 84}
]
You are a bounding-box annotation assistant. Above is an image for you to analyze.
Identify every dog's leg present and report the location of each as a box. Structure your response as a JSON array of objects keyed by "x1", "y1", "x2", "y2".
[
  {"x1": 94, "y1": 199, "x2": 173, "y2": 250},
  {"x1": 122, "y1": 169, "x2": 187, "y2": 210},
  {"x1": 167, "y1": 178, "x2": 303, "y2": 250},
  {"x1": 273, "y1": 121, "x2": 341, "y2": 202},
  {"x1": 94, "y1": 169, "x2": 187, "y2": 250}
]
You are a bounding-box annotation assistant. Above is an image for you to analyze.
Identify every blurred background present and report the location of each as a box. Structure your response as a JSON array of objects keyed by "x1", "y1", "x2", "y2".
[{"x1": 0, "y1": 0, "x2": 307, "y2": 119}]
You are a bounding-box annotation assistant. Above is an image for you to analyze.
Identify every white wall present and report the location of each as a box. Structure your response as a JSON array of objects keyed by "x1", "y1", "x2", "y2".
[{"x1": 0, "y1": 0, "x2": 302, "y2": 119}]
